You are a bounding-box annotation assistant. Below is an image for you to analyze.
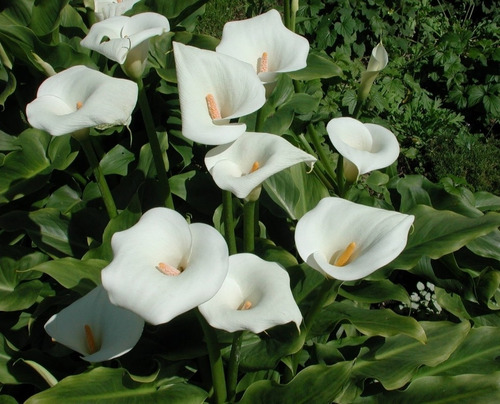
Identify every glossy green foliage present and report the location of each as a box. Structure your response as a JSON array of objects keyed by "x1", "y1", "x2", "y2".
[{"x1": 0, "y1": 1, "x2": 499, "y2": 403}]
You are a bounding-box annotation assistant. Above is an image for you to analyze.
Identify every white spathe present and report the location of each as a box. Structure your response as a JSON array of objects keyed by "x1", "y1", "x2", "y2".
[
  {"x1": 44, "y1": 286, "x2": 145, "y2": 362},
  {"x1": 173, "y1": 42, "x2": 266, "y2": 145},
  {"x1": 358, "y1": 42, "x2": 389, "y2": 101},
  {"x1": 94, "y1": 0, "x2": 141, "y2": 21},
  {"x1": 199, "y1": 253, "x2": 302, "y2": 333},
  {"x1": 216, "y1": 9, "x2": 309, "y2": 83},
  {"x1": 101, "y1": 208, "x2": 229, "y2": 325},
  {"x1": 205, "y1": 132, "x2": 316, "y2": 199},
  {"x1": 80, "y1": 12, "x2": 170, "y2": 64},
  {"x1": 327, "y1": 117, "x2": 400, "y2": 181},
  {"x1": 26, "y1": 65, "x2": 138, "y2": 136},
  {"x1": 366, "y1": 42, "x2": 389, "y2": 73},
  {"x1": 295, "y1": 198, "x2": 414, "y2": 281}
]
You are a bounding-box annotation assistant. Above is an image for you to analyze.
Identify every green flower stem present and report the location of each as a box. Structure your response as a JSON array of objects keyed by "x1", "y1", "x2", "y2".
[
  {"x1": 136, "y1": 78, "x2": 174, "y2": 209},
  {"x1": 226, "y1": 331, "x2": 244, "y2": 402},
  {"x1": 336, "y1": 155, "x2": 346, "y2": 198},
  {"x1": 353, "y1": 98, "x2": 364, "y2": 119},
  {"x1": 297, "y1": 134, "x2": 336, "y2": 190},
  {"x1": 284, "y1": 0, "x2": 291, "y2": 30},
  {"x1": 223, "y1": 190, "x2": 237, "y2": 255},
  {"x1": 196, "y1": 309, "x2": 227, "y2": 404},
  {"x1": 243, "y1": 199, "x2": 257, "y2": 253},
  {"x1": 78, "y1": 135, "x2": 118, "y2": 219},
  {"x1": 255, "y1": 107, "x2": 266, "y2": 133},
  {"x1": 290, "y1": 0, "x2": 298, "y2": 33},
  {"x1": 307, "y1": 124, "x2": 339, "y2": 192}
]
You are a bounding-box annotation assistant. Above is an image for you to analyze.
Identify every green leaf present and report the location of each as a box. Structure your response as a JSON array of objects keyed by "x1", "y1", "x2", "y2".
[
  {"x1": 25, "y1": 367, "x2": 208, "y2": 404},
  {"x1": 45, "y1": 185, "x2": 83, "y2": 214},
  {"x1": 484, "y1": 93, "x2": 500, "y2": 117},
  {"x1": 0, "y1": 130, "x2": 21, "y2": 152},
  {"x1": 467, "y1": 85, "x2": 486, "y2": 107},
  {"x1": 48, "y1": 135, "x2": 79, "y2": 171},
  {"x1": 474, "y1": 191, "x2": 500, "y2": 212},
  {"x1": 467, "y1": 230, "x2": 500, "y2": 261},
  {"x1": 477, "y1": 268, "x2": 500, "y2": 309},
  {"x1": 0, "y1": 129, "x2": 52, "y2": 204},
  {"x1": 84, "y1": 194, "x2": 142, "y2": 261},
  {"x1": 311, "y1": 301, "x2": 426, "y2": 343},
  {"x1": 0, "y1": 0, "x2": 32, "y2": 26},
  {"x1": 355, "y1": 373, "x2": 500, "y2": 403},
  {"x1": 19, "y1": 360, "x2": 58, "y2": 387},
  {"x1": 416, "y1": 326, "x2": 500, "y2": 378},
  {"x1": 0, "y1": 250, "x2": 47, "y2": 311},
  {"x1": 0, "y1": 395, "x2": 17, "y2": 404},
  {"x1": 0, "y1": 208, "x2": 88, "y2": 257},
  {"x1": 30, "y1": 0, "x2": 69, "y2": 36},
  {"x1": 339, "y1": 280, "x2": 411, "y2": 306},
  {"x1": 254, "y1": 238, "x2": 298, "y2": 269},
  {"x1": 100, "y1": 144, "x2": 135, "y2": 176},
  {"x1": 391, "y1": 205, "x2": 500, "y2": 270},
  {"x1": 0, "y1": 24, "x2": 94, "y2": 73},
  {"x1": 30, "y1": 257, "x2": 106, "y2": 295},
  {"x1": 0, "y1": 70, "x2": 16, "y2": 108},
  {"x1": 288, "y1": 52, "x2": 343, "y2": 80},
  {"x1": 352, "y1": 321, "x2": 471, "y2": 390},
  {"x1": 434, "y1": 287, "x2": 472, "y2": 321},
  {"x1": 263, "y1": 164, "x2": 329, "y2": 220},
  {"x1": 237, "y1": 323, "x2": 304, "y2": 371},
  {"x1": 238, "y1": 361, "x2": 354, "y2": 404}
]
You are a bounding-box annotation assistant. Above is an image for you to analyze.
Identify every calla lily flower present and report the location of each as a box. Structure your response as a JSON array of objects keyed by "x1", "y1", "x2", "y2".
[
  {"x1": 93, "y1": 0, "x2": 141, "y2": 21},
  {"x1": 44, "y1": 286, "x2": 145, "y2": 362},
  {"x1": 216, "y1": 9, "x2": 309, "y2": 84},
  {"x1": 327, "y1": 117, "x2": 400, "y2": 182},
  {"x1": 173, "y1": 42, "x2": 266, "y2": 145},
  {"x1": 295, "y1": 198, "x2": 414, "y2": 281},
  {"x1": 358, "y1": 42, "x2": 388, "y2": 101},
  {"x1": 26, "y1": 65, "x2": 138, "y2": 136},
  {"x1": 205, "y1": 132, "x2": 316, "y2": 199},
  {"x1": 80, "y1": 13, "x2": 170, "y2": 79},
  {"x1": 199, "y1": 253, "x2": 302, "y2": 333},
  {"x1": 101, "y1": 208, "x2": 229, "y2": 325}
]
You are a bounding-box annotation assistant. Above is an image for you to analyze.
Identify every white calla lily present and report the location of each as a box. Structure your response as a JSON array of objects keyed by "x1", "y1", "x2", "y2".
[
  {"x1": 26, "y1": 65, "x2": 138, "y2": 136},
  {"x1": 359, "y1": 42, "x2": 388, "y2": 101},
  {"x1": 216, "y1": 9, "x2": 309, "y2": 83},
  {"x1": 44, "y1": 286, "x2": 144, "y2": 363},
  {"x1": 367, "y1": 42, "x2": 389, "y2": 72},
  {"x1": 327, "y1": 117, "x2": 400, "y2": 182},
  {"x1": 199, "y1": 253, "x2": 302, "y2": 333},
  {"x1": 94, "y1": 0, "x2": 141, "y2": 21},
  {"x1": 295, "y1": 198, "x2": 414, "y2": 281},
  {"x1": 173, "y1": 42, "x2": 266, "y2": 145},
  {"x1": 101, "y1": 208, "x2": 229, "y2": 325},
  {"x1": 205, "y1": 132, "x2": 316, "y2": 199},
  {"x1": 80, "y1": 13, "x2": 170, "y2": 79}
]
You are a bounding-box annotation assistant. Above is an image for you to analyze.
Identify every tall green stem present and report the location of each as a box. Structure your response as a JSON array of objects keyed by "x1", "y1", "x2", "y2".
[
  {"x1": 336, "y1": 155, "x2": 346, "y2": 198},
  {"x1": 226, "y1": 331, "x2": 244, "y2": 402},
  {"x1": 196, "y1": 309, "x2": 227, "y2": 404},
  {"x1": 298, "y1": 134, "x2": 335, "y2": 190},
  {"x1": 307, "y1": 124, "x2": 339, "y2": 193},
  {"x1": 223, "y1": 190, "x2": 237, "y2": 255},
  {"x1": 284, "y1": 0, "x2": 291, "y2": 30},
  {"x1": 136, "y1": 78, "x2": 174, "y2": 209},
  {"x1": 78, "y1": 135, "x2": 118, "y2": 219},
  {"x1": 243, "y1": 200, "x2": 257, "y2": 253}
]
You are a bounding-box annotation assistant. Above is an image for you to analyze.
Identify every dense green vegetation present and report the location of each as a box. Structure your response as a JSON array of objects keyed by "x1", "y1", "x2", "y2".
[{"x1": 0, "y1": 1, "x2": 499, "y2": 403}]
